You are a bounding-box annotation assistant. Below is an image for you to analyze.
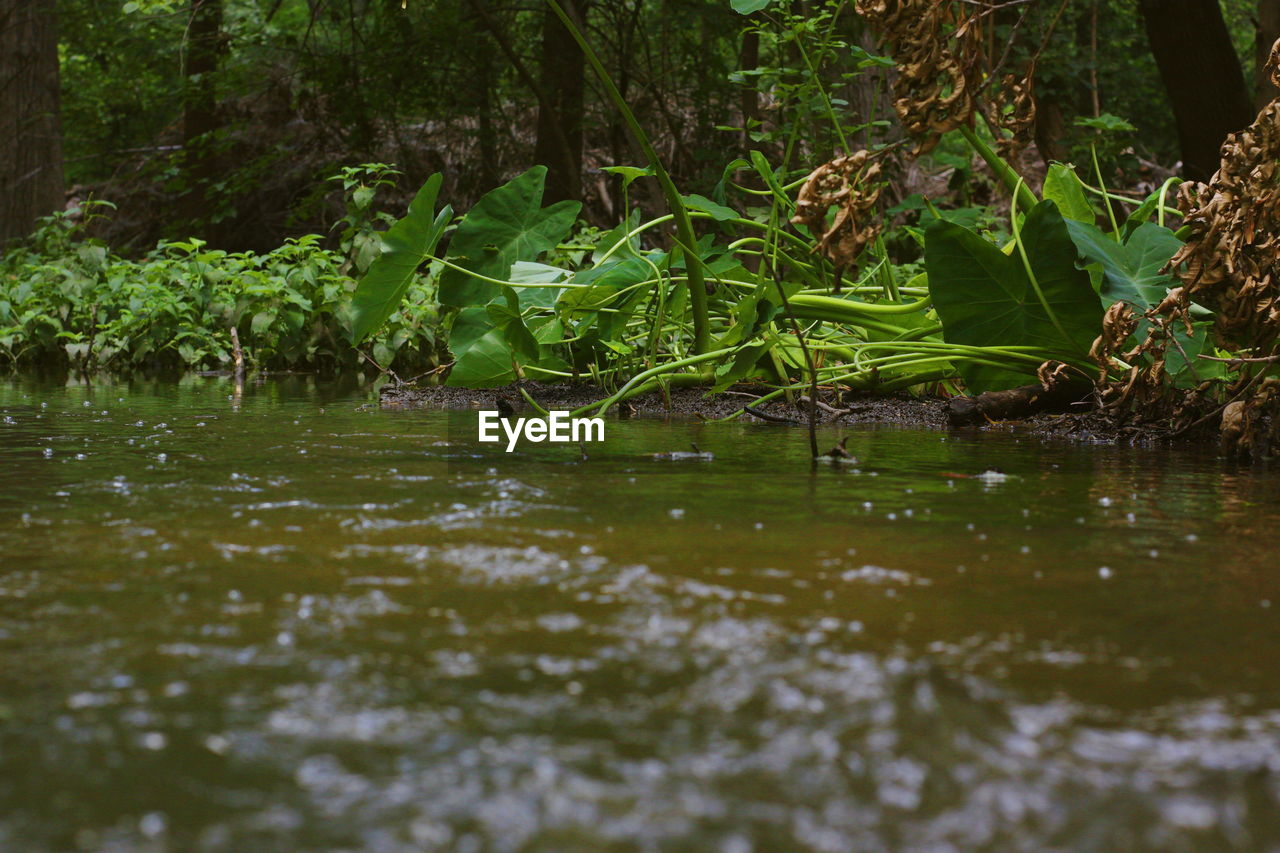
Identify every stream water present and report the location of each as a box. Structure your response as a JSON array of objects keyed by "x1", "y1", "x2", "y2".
[{"x1": 2, "y1": 376, "x2": 1279, "y2": 852}]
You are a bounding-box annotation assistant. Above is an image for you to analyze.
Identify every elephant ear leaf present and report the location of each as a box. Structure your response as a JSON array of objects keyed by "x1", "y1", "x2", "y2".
[
  {"x1": 1042, "y1": 164, "x2": 1094, "y2": 224},
  {"x1": 1065, "y1": 220, "x2": 1212, "y2": 388},
  {"x1": 925, "y1": 200, "x2": 1102, "y2": 392},
  {"x1": 349, "y1": 173, "x2": 452, "y2": 344},
  {"x1": 446, "y1": 306, "x2": 517, "y2": 388},
  {"x1": 1065, "y1": 220, "x2": 1184, "y2": 310},
  {"x1": 438, "y1": 166, "x2": 582, "y2": 308}
]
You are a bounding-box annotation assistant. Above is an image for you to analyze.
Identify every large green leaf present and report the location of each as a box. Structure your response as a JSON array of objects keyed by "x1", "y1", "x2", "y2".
[
  {"x1": 1065, "y1": 220, "x2": 1183, "y2": 310},
  {"x1": 349, "y1": 174, "x2": 452, "y2": 343},
  {"x1": 558, "y1": 253, "x2": 665, "y2": 343},
  {"x1": 1167, "y1": 320, "x2": 1224, "y2": 388},
  {"x1": 438, "y1": 166, "x2": 581, "y2": 308},
  {"x1": 446, "y1": 307, "x2": 516, "y2": 387},
  {"x1": 508, "y1": 261, "x2": 566, "y2": 310},
  {"x1": 1065, "y1": 220, "x2": 1212, "y2": 387},
  {"x1": 925, "y1": 200, "x2": 1103, "y2": 391},
  {"x1": 1042, "y1": 164, "x2": 1094, "y2": 224},
  {"x1": 485, "y1": 303, "x2": 541, "y2": 360},
  {"x1": 681, "y1": 193, "x2": 737, "y2": 222},
  {"x1": 590, "y1": 209, "x2": 641, "y2": 265},
  {"x1": 559, "y1": 256, "x2": 654, "y2": 312}
]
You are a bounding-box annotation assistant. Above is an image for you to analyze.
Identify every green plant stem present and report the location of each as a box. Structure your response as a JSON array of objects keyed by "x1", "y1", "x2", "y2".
[
  {"x1": 789, "y1": 293, "x2": 931, "y2": 316},
  {"x1": 1156, "y1": 176, "x2": 1181, "y2": 229},
  {"x1": 1090, "y1": 143, "x2": 1120, "y2": 239},
  {"x1": 596, "y1": 211, "x2": 816, "y2": 267},
  {"x1": 794, "y1": 35, "x2": 849, "y2": 153},
  {"x1": 785, "y1": 305, "x2": 926, "y2": 338},
  {"x1": 569, "y1": 347, "x2": 736, "y2": 417},
  {"x1": 518, "y1": 386, "x2": 552, "y2": 415},
  {"x1": 958, "y1": 122, "x2": 1038, "y2": 214},
  {"x1": 1078, "y1": 184, "x2": 1180, "y2": 219}
]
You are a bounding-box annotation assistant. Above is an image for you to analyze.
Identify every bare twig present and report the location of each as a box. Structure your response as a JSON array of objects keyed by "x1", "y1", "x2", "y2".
[
  {"x1": 357, "y1": 348, "x2": 403, "y2": 386},
  {"x1": 744, "y1": 405, "x2": 802, "y2": 425},
  {"x1": 229, "y1": 325, "x2": 244, "y2": 379}
]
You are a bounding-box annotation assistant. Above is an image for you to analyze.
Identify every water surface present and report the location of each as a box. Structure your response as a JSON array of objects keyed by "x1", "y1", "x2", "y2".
[{"x1": 2, "y1": 377, "x2": 1279, "y2": 851}]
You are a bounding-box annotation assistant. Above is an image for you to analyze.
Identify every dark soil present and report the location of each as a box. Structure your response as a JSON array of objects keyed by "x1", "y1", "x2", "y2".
[{"x1": 380, "y1": 380, "x2": 1151, "y2": 442}]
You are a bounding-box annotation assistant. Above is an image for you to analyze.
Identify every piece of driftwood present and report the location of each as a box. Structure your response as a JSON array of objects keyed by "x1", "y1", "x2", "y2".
[{"x1": 947, "y1": 382, "x2": 1092, "y2": 426}]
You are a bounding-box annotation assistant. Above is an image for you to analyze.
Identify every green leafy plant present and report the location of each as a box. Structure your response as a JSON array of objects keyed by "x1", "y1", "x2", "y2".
[
  {"x1": 0, "y1": 207, "x2": 442, "y2": 375},
  {"x1": 349, "y1": 174, "x2": 452, "y2": 345},
  {"x1": 926, "y1": 200, "x2": 1102, "y2": 391},
  {"x1": 329, "y1": 163, "x2": 405, "y2": 274}
]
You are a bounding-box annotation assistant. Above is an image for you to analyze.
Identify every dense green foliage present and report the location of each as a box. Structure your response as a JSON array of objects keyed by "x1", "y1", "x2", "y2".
[
  {"x1": 0, "y1": 202, "x2": 441, "y2": 374},
  {"x1": 337, "y1": 129, "x2": 1210, "y2": 417}
]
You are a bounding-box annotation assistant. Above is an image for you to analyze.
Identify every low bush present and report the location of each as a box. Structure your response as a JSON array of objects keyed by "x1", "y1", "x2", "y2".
[{"x1": 0, "y1": 198, "x2": 442, "y2": 376}]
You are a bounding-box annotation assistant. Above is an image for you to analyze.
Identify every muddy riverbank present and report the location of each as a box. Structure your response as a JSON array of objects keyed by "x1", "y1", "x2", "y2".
[{"x1": 381, "y1": 381, "x2": 1157, "y2": 444}]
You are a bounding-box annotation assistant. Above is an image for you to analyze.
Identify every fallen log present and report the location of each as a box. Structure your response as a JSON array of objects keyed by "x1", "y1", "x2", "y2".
[{"x1": 947, "y1": 382, "x2": 1093, "y2": 426}]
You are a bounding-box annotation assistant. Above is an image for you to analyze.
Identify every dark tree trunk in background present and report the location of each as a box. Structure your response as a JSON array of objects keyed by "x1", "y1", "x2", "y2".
[
  {"x1": 1256, "y1": 0, "x2": 1280, "y2": 109},
  {"x1": 181, "y1": 0, "x2": 223, "y2": 228},
  {"x1": 842, "y1": 12, "x2": 892, "y2": 150},
  {"x1": 1034, "y1": 3, "x2": 1095, "y2": 165},
  {"x1": 0, "y1": 0, "x2": 64, "y2": 244},
  {"x1": 738, "y1": 25, "x2": 760, "y2": 153},
  {"x1": 534, "y1": 0, "x2": 586, "y2": 204},
  {"x1": 605, "y1": 0, "x2": 640, "y2": 222},
  {"x1": 1138, "y1": 0, "x2": 1253, "y2": 181},
  {"x1": 474, "y1": 39, "x2": 498, "y2": 192},
  {"x1": 1033, "y1": 97, "x2": 1070, "y2": 164}
]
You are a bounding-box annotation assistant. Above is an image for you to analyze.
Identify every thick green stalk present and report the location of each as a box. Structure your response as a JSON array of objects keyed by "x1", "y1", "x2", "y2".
[
  {"x1": 789, "y1": 293, "x2": 932, "y2": 317},
  {"x1": 1089, "y1": 143, "x2": 1120, "y2": 239},
  {"x1": 546, "y1": 1, "x2": 710, "y2": 355},
  {"x1": 958, "y1": 123, "x2": 1038, "y2": 215},
  {"x1": 569, "y1": 347, "x2": 736, "y2": 417}
]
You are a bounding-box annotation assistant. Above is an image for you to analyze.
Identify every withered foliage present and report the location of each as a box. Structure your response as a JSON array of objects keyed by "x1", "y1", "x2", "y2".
[
  {"x1": 1169, "y1": 40, "x2": 1280, "y2": 350},
  {"x1": 1219, "y1": 378, "x2": 1280, "y2": 456},
  {"x1": 1087, "y1": 38, "x2": 1280, "y2": 452},
  {"x1": 853, "y1": 0, "x2": 982, "y2": 154},
  {"x1": 790, "y1": 151, "x2": 884, "y2": 279},
  {"x1": 1036, "y1": 359, "x2": 1072, "y2": 390},
  {"x1": 1089, "y1": 293, "x2": 1195, "y2": 415},
  {"x1": 794, "y1": 1, "x2": 1038, "y2": 277},
  {"x1": 989, "y1": 71, "x2": 1037, "y2": 160}
]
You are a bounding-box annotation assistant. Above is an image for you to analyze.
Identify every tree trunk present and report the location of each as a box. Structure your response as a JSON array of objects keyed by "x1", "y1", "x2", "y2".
[
  {"x1": 473, "y1": 36, "x2": 498, "y2": 193},
  {"x1": 1137, "y1": 0, "x2": 1253, "y2": 181},
  {"x1": 0, "y1": 0, "x2": 64, "y2": 245},
  {"x1": 1033, "y1": 96, "x2": 1070, "y2": 164},
  {"x1": 738, "y1": 26, "x2": 760, "y2": 153},
  {"x1": 533, "y1": 0, "x2": 586, "y2": 204},
  {"x1": 1257, "y1": 0, "x2": 1280, "y2": 109},
  {"x1": 181, "y1": 0, "x2": 223, "y2": 228}
]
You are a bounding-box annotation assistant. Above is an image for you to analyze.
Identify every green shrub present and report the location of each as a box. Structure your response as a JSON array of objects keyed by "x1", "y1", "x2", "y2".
[{"x1": 0, "y1": 202, "x2": 441, "y2": 375}]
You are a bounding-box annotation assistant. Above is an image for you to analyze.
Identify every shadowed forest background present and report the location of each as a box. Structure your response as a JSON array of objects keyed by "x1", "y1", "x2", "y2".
[{"x1": 4, "y1": 0, "x2": 1278, "y2": 251}]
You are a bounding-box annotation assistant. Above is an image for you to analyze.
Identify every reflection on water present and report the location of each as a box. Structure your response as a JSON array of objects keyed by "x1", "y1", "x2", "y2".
[{"x1": 1, "y1": 376, "x2": 1279, "y2": 851}]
